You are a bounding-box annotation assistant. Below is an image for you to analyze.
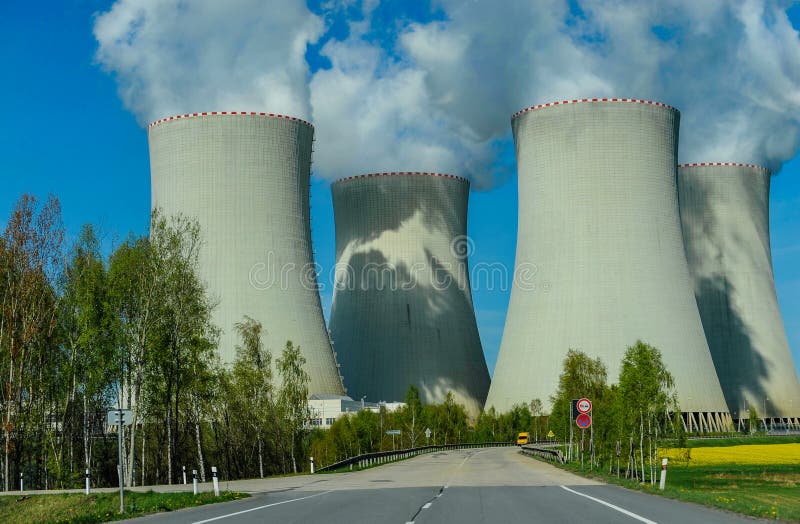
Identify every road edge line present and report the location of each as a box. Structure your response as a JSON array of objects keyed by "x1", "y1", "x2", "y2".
[
  {"x1": 192, "y1": 490, "x2": 333, "y2": 524},
  {"x1": 559, "y1": 485, "x2": 657, "y2": 524}
]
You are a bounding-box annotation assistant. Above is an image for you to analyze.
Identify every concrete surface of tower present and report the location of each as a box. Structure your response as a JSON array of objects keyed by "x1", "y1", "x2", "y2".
[
  {"x1": 678, "y1": 162, "x2": 800, "y2": 423},
  {"x1": 486, "y1": 99, "x2": 730, "y2": 431},
  {"x1": 148, "y1": 111, "x2": 344, "y2": 395},
  {"x1": 329, "y1": 172, "x2": 490, "y2": 417}
]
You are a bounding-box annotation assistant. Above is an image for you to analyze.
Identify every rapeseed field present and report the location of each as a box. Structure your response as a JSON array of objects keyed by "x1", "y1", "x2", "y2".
[{"x1": 660, "y1": 443, "x2": 800, "y2": 466}]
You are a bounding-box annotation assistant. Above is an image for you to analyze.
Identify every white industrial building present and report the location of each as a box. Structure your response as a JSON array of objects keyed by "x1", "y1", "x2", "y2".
[{"x1": 307, "y1": 395, "x2": 405, "y2": 429}]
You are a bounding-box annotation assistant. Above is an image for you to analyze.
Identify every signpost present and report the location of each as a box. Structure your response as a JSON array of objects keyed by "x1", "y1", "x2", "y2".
[
  {"x1": 107, "y1": 409, "x2": 133, "y2": 514},
  {"x1": 386, "y1": 429, "x2": 401, "y2": 450},
  {"x1": 425, "y1": 427, "x2": 431, "y2": 444},
  {"x1": 572, "y1": 398, "x2": 593, "y2": 468},
  {"x1": 659, "y1": 458, "x2": 668, "y2": 490}
]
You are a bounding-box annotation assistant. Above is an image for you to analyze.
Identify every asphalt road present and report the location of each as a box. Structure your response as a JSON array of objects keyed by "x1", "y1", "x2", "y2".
[{"x1": 125, "y1": 447, "x2": 763, "y2": 524}]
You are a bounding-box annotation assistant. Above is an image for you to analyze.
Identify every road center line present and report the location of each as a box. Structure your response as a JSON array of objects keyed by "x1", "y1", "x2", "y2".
[
  {"x1": 559, "y1": 486, "x2": 657, "y2": 524},
  {"x1": 192, "y1": 490, "x2": 333, "y2": 524}
]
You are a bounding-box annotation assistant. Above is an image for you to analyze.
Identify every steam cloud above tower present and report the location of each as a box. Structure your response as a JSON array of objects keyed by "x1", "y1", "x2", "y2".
[{"x1": 94, "y1": 1, "x2": 800, "y2": 187}]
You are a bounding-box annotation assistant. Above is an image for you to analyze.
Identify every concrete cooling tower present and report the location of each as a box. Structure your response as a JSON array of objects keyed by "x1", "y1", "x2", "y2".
[
  {"x1": 678, "y1": 162, "x2": 800, "y2": 424},
  {"x1": 148, "y1": 111, "x2": 344, "y2": 395},
  {"x1": 486, "y1": 98, "x2": 731, "y2": 432},
  {"x1": 328, "y1": 172, "x2": 490, "y2": 417}
]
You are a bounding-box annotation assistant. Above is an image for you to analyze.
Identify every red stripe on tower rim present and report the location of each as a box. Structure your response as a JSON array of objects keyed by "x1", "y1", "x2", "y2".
[
  {"x1": 678, "y1": 162, "x2": 769, "y2": 172},
  {"x1": 332, "y1": 172, "x2": 470, "y2": 185},
  {"x1": 147, "y1": 111, "x2": 315, "y2": 130},
  {"x1": 511, "y1": 97, "x2": 678, "y2": 120}
]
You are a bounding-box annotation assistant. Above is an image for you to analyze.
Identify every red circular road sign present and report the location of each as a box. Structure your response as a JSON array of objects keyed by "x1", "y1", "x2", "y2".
[
  {"x1": 577, "y1": 398, "x2": 592, "y2": 414},
  {"x1": 576, "y1": 413, "x2": 592, "y2": 429}
]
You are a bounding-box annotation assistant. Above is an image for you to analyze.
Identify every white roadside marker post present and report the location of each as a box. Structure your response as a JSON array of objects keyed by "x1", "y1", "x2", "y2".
[
  {"x1": 212, "y1": 467, "x2": 220, "y2": 497},
  {"x1": 659, "y1": 458, "x2": 668, "y2": 490},
  {"x1": 193, "y1": 469, "x2": 198, "y2": 495},
  {"x1": 85, "y1": 469, "x2": 90, "y2": 495},
  {"x1": 182, "y1": 465, "x2": 187, "y2": 485},
  {"x1": 310, "y1": 457, "x2": 315, "y2": 474}
]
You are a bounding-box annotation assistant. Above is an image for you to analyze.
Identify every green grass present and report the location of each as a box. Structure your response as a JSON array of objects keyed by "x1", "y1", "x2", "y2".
[
  {"x1": 0, "y1": 490, "x2": 249, "y2": 524},
  {"x1": 683, "y1": 435, "x2": 800, "y2": 448},
  {"x1": 552, "y1": 459, "x2": 800, "y2": 521}
]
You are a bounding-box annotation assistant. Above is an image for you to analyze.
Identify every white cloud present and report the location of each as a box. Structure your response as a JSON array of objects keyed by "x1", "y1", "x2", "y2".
[
  {"x1": 399, "y1": 0, "x2": 800, "y2": 173},
  {"x1": 93, "y1": 0, "x2": 323, "y2": 124},
  {"x1": 94, "y1": 0, "x2": 800, "y2": 181},
  {"x1": 308, "y1": 28, "x2": 494, "y2": 185}
]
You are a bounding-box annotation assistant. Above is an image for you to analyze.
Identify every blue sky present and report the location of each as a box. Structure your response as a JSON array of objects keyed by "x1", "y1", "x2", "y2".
[{"x1": 1, "y1": 1, "x2": 800, "y2": 378}]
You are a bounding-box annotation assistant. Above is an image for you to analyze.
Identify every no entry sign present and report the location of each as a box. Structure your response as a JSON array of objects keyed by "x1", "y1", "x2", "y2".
[
  {"x1": 576, "y1": 413, "x2": 592, "y2": 429},
  {"x1": 576, "y1": 398, "x2": 592, "y2": 414}
]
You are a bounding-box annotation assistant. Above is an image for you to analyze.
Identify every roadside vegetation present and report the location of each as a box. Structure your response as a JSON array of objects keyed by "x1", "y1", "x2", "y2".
[
  {"x1": 523, "y1": 342, "x2": 800, "y2": 521},
  {"x1": 2, "y1": 192, "x2": 795, "y2": 523},
  {"x1": 310, "y1": 386, "x2": 536, "y2": 467},
  {"x1": 0, "y1": 193, "x2": 524, "y2": 493},
  {"x1": 550, "y1": 449, "x2": 800, "y2": 521},
  {"x1": 0, "y1": 490, "x2": 248, "y2": 524},
  {"x1": 0, "y1": 195, "x2": 344, "y2": 492}
]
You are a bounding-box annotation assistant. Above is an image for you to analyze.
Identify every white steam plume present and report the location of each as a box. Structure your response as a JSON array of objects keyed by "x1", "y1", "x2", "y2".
[
  {"x1": 93, "y1": 0, "x2": 323, "y2": 123},
  {"x1": 94, "y1": 0, "x2": 800, "y2": 183}
]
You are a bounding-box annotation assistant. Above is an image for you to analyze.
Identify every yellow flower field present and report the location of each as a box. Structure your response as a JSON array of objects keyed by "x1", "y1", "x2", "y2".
[{"x1": 660, "y1": 444, "x2": 800, "y2": 466}]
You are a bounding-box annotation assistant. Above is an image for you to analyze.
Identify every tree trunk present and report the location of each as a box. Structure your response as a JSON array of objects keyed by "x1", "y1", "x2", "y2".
[
  {"x1": 141, "y1": 424, "x2": 146, "y2": 487},
  {"x1": 639, "y1": 411, "x2": 645, "y2": 483},
  {"x1": 125, "y1": 379, "x2": 140, "y2": 487},
  {"x1": 83, "y1": 395, "x2": 90, "y2": 471},
  {"x1": 193, "y1": 397, "x2": 205, "y2": 482},
  {"x1": 4, "y1": 360, "x2": 15, "y2": 492},
  {"x1": 291, "y1": 433, "x2": 297, "y2": 474},
  {"x1": 258, "y1": 435, "x2": 264, "y2": 478},
  {"x1": 166, "y1": 403, "x2": 173, "y2": 485}
]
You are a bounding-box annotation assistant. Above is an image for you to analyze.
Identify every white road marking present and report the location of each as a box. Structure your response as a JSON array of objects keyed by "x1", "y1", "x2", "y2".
[
  {"x1": 192, "y1": 490, "x2": 333, "y2": 524},
  {"x1": 560, "y1": 486, "x2": 657, "y2": 524},
  {"x1": 422, "y1": 502, "x2": 433, "y2": 509}
]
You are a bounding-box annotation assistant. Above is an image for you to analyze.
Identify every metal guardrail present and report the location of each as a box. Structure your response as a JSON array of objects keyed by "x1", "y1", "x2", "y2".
[
  {"x1": 316, "y1": 441, "x2": 515, "y2": 473},
  {"x1": 519, "y1": 444, "x2": 565, "y2": 464}
]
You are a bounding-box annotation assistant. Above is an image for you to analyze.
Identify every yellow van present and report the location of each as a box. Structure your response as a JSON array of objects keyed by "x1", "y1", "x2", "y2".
[{"x1": 516, "y1": 432, "x2": 530, "y2": 446}]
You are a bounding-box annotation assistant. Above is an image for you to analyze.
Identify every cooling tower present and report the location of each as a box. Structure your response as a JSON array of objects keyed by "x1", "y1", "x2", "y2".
[
  {"x1": 328, "y1": 172, "x2": 490, "y2": 417},
  {"x1": 148, "y1": 111, "x2": 344, "y2": 395},
  {"x1": 678, "y1": 162, "x2": 800, "y2": 423},
  {"x1": 486, "y1": 98, "x2": 730, "y2": 431}
]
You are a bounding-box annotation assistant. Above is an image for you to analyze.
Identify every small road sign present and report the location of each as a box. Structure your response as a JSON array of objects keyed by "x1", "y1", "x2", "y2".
[
  {"x1": 576, "y1": 398, "x2": 592, "y2": 414},
  {"x1": 576, "y1": 413, "x2": 592, "y2": 429},
  {"x1": 546, "y1": 430, "x2": 555, "y2": 439},
  {"x1": 106, "y1": 409, "x2": 133, "y2": 427},
  {"x1": 425, "y1": 428, "x2": 432, "y2": 440},
  {"x1": 386, "y1": 430, "x2": 402, "y2": 436}
]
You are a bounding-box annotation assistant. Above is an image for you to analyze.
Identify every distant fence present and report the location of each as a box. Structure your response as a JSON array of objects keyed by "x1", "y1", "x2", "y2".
[
  {"x1": 316, "y1": 442, "x2": 514, "y2": 473},
  {"x1": 519, "y1": 445, "x2": 565, "y2": 464}
]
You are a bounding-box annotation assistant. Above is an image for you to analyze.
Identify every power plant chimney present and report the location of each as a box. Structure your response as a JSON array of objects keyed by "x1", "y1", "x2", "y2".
[
  {"x1": 148, "y1": 111, "x2": 344, "y2": 395},
  {"x1": 487, "y1": 99, "x2": 731, "y2": 432},
  {"x1": 678, "y1": 162, "x2": 800, "y2": 424},
  {"x1": 329, "y1": 172, "x2": 490, "y2": 417}
]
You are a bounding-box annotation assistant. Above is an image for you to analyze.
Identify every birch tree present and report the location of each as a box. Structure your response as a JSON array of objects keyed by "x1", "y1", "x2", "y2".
[
  {"x1": 276, "y1": 341, "x2": 310, "y2": 474},
  {"x1": 0, "y1": 194, "x2": 63, "y2": 491}
]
